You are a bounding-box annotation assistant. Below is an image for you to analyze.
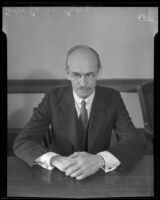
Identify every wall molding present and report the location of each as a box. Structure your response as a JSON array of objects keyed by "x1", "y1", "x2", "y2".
[{"x1": 8, "y1": 79, "x2": 153, "y2": 93}]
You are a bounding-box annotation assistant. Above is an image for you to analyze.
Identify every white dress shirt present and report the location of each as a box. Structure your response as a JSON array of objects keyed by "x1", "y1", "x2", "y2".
[{"x1": 35, "y1": 90, "x2": 121, "y2": 172}]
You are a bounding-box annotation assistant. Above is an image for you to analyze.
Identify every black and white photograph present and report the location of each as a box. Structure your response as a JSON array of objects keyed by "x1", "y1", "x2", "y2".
[{"x1": 3, "y1": 5, "x2": 158, "y2": 198}]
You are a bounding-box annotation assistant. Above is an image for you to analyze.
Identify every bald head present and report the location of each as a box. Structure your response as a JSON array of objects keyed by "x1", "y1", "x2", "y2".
[
  {"x1": 65, "y1": 45, "x2": 101, "y2": 71},
  {"x1": 65, "y1": 45, "x2": 102, "y2": 98}
]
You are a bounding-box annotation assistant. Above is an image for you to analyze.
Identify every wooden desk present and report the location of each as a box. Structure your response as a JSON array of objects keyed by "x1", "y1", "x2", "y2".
[{"x1": 7, "y1": 156, "x2": 154, "y2": 198}]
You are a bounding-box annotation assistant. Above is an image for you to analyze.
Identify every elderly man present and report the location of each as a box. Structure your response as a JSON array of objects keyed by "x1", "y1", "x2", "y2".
[{"x1": 14, "y1": 45, "x2": 146, "y2": 180}]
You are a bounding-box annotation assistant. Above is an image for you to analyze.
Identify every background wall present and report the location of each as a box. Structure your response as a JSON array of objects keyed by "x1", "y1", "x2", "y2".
[{"x1": 3, "y1": 7, "x2": 157, "y2": 128}]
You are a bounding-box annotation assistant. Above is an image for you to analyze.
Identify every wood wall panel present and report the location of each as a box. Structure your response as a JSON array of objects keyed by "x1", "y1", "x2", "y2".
[{"x1": 8, "y1": 79, "x2": 153, "y2": 93}]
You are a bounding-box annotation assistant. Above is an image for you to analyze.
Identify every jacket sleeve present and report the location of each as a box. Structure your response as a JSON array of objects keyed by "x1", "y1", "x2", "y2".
[
  {"x1": 13, "y1": 93, "x2": 51, "y2": 167},
  {"x1": 107, "y1": 91, "x2": 147, "y2": 169}
]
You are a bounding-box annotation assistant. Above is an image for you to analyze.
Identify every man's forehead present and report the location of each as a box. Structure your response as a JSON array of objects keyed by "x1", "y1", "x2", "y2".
[{"x1": 68, "y1": 49, "x2": 98, "y2": 66}]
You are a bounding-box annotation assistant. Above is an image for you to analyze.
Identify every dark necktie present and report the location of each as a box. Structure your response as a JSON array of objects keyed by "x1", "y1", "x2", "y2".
[{"x1": 79, "y1": 100, "x2": 88, "y2": 130}]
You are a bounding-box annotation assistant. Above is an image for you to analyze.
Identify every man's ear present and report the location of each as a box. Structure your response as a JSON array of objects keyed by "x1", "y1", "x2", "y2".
[
  {"x1": 96, "y1": 65, "x2": 102, "y2": 80},
  {"x1": 65, "y1": 67, "x2": 70, "y2": 80}
]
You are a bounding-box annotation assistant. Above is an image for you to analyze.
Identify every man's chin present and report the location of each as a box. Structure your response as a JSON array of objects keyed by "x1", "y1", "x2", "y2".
[{"x1": 77, "y1": 90, "x2": 92, "y2": 98}]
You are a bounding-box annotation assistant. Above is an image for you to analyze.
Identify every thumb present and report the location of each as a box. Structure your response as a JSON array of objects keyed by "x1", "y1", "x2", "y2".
[{"x1": 69, "y1": 151, "x2": 81, "y2": 158}]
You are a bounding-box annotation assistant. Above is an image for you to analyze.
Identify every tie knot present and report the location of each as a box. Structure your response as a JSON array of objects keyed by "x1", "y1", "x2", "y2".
[{"x1": 81, "y1": 100, "x2": 86, "y2": 107}]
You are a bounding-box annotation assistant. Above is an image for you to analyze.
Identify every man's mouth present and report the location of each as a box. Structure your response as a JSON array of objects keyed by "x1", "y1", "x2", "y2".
[{"x1": 79, "y1": 88, "x2": 90, "y2": 91}]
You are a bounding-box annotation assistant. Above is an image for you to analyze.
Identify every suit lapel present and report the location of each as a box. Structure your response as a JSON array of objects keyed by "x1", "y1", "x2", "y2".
[
  {"x1": 57, "y1": 86, "x2": 79, "y2": 150},
  {"x1": 87, "y1": 86, "x2": 109, "y2": 152},
  {"x1": 57, "y1": 85, "x2": 111, "y2": 152}
]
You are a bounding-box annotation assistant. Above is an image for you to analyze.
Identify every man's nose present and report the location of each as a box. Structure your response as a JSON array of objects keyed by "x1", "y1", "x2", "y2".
[{"x1": 79, "y1": 75, "x2": 87, "y2": 86}]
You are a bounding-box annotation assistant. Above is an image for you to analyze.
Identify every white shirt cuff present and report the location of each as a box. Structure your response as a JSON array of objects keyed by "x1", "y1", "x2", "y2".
[
  {"x1": 97, "y1": 151, "x2": 121, "y2": 173},
  {"x1": 35, "y1": 152, "x2": 58, "y2": 170}
]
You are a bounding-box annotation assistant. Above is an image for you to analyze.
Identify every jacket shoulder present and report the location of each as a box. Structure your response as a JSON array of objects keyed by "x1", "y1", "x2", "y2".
[
  {"x1": 96, "y1": 85, "x2": 120, "y2": 96},
  {"x1": 46, "y1": 85, "x2": 72, "y2": 99}
]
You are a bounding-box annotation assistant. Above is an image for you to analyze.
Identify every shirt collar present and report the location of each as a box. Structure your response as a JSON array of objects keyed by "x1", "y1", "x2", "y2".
[{"x1": 73, "y1": 90, "x2": 95, "y2": 107}]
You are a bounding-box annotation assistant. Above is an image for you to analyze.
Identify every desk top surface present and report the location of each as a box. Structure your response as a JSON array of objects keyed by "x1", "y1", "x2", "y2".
[{"x1": 7, "y1": 155, "x2": 154, "y2": 198}]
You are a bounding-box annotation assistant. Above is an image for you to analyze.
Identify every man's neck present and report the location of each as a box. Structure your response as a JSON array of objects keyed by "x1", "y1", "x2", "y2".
[{"x1": 73, "y1": 90, "x2": 95, "y2": 101}]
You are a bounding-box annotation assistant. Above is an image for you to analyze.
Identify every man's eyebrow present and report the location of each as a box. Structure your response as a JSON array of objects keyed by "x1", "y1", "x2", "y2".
[
  {"x1": 71, "y1": 72, "x2": 81, "y2": 74},
  {"x1": 71, "y1": 72, "x2": 94, "y2": 74}
]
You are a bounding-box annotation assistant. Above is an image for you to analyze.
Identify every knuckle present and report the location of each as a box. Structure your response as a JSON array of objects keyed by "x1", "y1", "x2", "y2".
[{"x1": 79, "y1": 160, "x2": 84, "y2": 165}]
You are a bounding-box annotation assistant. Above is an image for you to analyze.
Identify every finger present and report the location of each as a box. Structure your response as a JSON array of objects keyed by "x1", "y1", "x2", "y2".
[
  {"x1": 76, "y1": 170, "x2": 91, "y2": 180},
  {"x1": 76, "y1": 173, "x2": 86, "y2": 180},
  {"x1": 69, "y1": 152, "x2": 81, "y2": 158},
  {"x1": 70, "y1": 168, "x2": 84, "y2": 178},
  {"x1": 76, "y1": 169, "x2": 95, "y2": 180},
  {"x1": 62, "y1": 160, "x2": 77, "y2": 171},
  {"x1": 65, "y1": 164, "x2": 80, "y2": 176}
]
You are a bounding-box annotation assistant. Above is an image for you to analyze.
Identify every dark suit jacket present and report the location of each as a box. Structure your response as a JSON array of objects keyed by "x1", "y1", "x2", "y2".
[{"x1": 13, "y1": 85, "x2": 146, "y2": 169}]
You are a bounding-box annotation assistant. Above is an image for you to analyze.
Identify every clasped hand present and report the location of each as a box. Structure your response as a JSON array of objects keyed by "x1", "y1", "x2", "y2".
[{"x1": 51, "y1": 152, "x2": 104, "y2": 180}]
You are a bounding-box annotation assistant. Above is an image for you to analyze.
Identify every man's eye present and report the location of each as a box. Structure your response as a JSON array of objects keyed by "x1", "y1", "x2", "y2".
[
  {"x1": 72, "y1": 73, "x2": 81, "y2": 77},
  {"x1": 86, "y1": 73, "x2": 93, "y2": 77}
]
